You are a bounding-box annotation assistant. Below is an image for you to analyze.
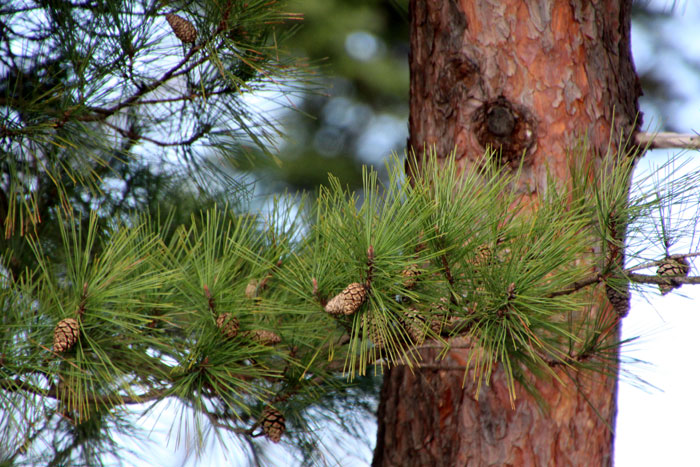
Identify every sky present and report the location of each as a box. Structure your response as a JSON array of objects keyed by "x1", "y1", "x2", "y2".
[
  {"x1": 615, "y1": 2, "x2": 700, "y2": 465},
  {"x1": 102, "y1": 2, "x2": 700, "y2": 465}
]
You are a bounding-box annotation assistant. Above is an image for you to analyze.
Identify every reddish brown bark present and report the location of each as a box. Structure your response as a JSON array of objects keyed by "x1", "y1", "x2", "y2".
[{"x1": 374, "y1": 1, "x2": 641, "y2": 466}]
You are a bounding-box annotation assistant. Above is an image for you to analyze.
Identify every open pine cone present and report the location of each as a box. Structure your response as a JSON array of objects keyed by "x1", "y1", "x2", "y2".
[
  {"x1": 53, "y1": 318, "x2": 80, "y2": 353},
  {"x1": 657, "y1": 256, "x2": 690, "y2": 295},
  {"x1": 261, "y1": 406, "x2": 285, "y2": 443},
  {"x1": 324, "y1": 282, "x2": 367, "y2": 316},
  {"x1": 401, "y1": 264, "x2": 420, "y2": 289}
]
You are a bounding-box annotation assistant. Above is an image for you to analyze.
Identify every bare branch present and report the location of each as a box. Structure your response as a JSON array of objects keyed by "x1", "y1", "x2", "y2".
[
  {"x1": 625, "y1": 252, "x2": 700, "y2": 273},
  {"x1": 627, "y1": 272, "x2": 700, "y2": 286},
  {"x1": 636, "y1": 131, "x2": 700, "y2": 150}
]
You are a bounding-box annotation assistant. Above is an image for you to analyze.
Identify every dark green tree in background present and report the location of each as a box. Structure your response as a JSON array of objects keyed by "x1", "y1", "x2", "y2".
[
  {"x1": 2, "y1": 1, "x2": 700, "y2": 466},
  {"x1": 233, "y1": 0, "x2": 409, "y2": 193}
]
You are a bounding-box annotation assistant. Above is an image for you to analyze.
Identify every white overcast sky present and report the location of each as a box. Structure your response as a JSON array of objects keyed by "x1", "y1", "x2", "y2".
[{"x1": 615, "y1": 1, "x2": 700, "y2": 466}]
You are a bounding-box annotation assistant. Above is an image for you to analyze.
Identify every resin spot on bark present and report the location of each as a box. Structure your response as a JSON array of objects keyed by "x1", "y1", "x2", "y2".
[{"x1": 473, "y1": 96, "x2": 536, "y2": 167}]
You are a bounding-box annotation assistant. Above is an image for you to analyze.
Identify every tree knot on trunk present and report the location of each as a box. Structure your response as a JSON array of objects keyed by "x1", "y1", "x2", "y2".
[{"x1": 473, "y1": 96, "x2": 536, "y2": 166}]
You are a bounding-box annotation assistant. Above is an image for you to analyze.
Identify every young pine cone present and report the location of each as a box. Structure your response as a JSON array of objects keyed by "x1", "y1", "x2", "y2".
[
  {"x1": 53, "y1": 318, "x2": 80, "y2": 353},
  {"x1": 324, "y1": 282, "x2": 367, "y2": 316},
  {"x1": 657, "y1": 257, "x2": 690, "y2": 295},
  {"x1": 261, "y1": 406, "x2": 285, "y2": 443},
  {"x1": 166, "y1": 14, "x2": 197, "y2": 44},
  {"x1": 216, "y1": 313, "x2": 240, "y2": 339}
]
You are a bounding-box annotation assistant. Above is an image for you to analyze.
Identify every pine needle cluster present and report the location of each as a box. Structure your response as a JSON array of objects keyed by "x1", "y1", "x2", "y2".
[{"x1": 3, "y1": 144, "x2": 700, "y2": 462}]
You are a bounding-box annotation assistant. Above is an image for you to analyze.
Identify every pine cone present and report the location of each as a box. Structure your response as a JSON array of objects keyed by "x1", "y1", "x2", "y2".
[
  {"x1": 657, "y1": 257, "x2": 690, "y2": 295},
  {"x1": 468, "y1": 244, "x2": 492, "y2": 266},
  {"x1": 361, "y1": 313, "x2": 385, "y2": 349},
  {"x1": 261, "y1": 406, "x2": 285, "y2": 443},
  {"x1": 324, "y1": 282, "x2": 367, "y2": 316},
  {"x1": 247, "y1": 329, "x2": 281, "y2": 346},
  {"x1": 216, "y1": 313, "x2": 240, "y2": 339},
  {"x1": 401, "y1": 264, "x2": 420, "y2": 289},
  {"x1": 606, "y1": 283, "x2": 630, "y2": 317},
  {"x1": 53, "y1": 318, "x2": 80, "y2": 353},
  {"x1": 166, "y1": 14, "x2": 197, "y2": 44},
  {"x1": 401, "y1": 307, "x2": 427, "y2": 344}
]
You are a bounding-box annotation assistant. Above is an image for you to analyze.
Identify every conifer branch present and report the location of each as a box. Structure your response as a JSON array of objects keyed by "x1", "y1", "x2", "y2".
[
  {"x1": 0, "y1": 378, "x2": 168, "y2": 406},
  {"x1": 102, "y1": 121, "x2": 211, "y2": 148},
  {"x1": 546, "y1": 274, "x2": 604, "y2": 298},
  {"x1": 80, "y1": 48, "x2": 206, "y2": 123}
]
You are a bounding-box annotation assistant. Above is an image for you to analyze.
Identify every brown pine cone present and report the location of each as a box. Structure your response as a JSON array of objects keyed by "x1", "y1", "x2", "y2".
[
  {"x1": 261, "y1": 406, "x2": 285, "y2": 443},
  {"x1": 216, "y1": 313, "x2": 240, "y2": 339},
  {"x1": 401, "y1": 307, "x2": 427, "y2": 344},
  {"x1": 53, "y1": 318, "x2": 80, "y2": 353},
  {"x1": 324, "y1": 282, "x2": 367, "y2": 316},
  {"x1": 166, "y1": 14, "x2": 197, "y2": 44},
  {"x1": 606, "y1": 283, "x2": 630, "y2": 317},
  {"x1": 657, "y1": 257, "x2": 690, "y2": 295},
  {"x1": 362, "y1": 313, "x2": 384, "y2": 349},
  {"x1": 247, "y1": 329, "x2": 281, "y2": 346},
  {"x1": 401, "y1": 264, "x2": 420, "y2": 289}
]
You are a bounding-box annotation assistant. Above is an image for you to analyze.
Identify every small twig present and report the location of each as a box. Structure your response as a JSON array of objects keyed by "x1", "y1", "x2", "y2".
[
  {"x1": 200, "y1": 405, "x2": 254, "y2": 435},
  {"x1": 76, "y1": 282, "x2": 88, "y2": 318},
  {"x1": 103, "y1": 120, "x2": 209, "y2": 147},
  {"x1": 635, "y1": 131, "x2": 700, "y2": 150},
  {"x1": 365, "y1": 245, "x2": 375, "y2": 289},
  {"x1": 81, "y1": 47, "x2": 205, "y2": 122},
  {"x1": 440, "y1": 254, "x2": 455, "y2": 287},
  {"x1": 203, "y1": 284, "x2": 215, "y2": 312},
  {"x1": 412, "y1": 364, "x2": 465, "y2": 371},
  {"x1": 546, "y1": 274, "x2": 603, "y2": 298}
]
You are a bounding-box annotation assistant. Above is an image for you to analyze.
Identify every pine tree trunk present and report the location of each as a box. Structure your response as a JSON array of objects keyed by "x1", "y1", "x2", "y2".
[{"x1": 374, "y1": 1, "x2": 641, "y2": 465}]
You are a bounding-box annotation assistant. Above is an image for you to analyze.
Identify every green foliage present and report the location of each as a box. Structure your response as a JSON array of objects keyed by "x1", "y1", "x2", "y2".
[
  {"x1": 4, "y1": 143, "x2": 700, "y2": 464},
  {"x1": 0, "y1": 0, "x2": 305, "y2": 275},
  {"x1": 3, "y1": 1, "x2": 700, "y2": 465}
]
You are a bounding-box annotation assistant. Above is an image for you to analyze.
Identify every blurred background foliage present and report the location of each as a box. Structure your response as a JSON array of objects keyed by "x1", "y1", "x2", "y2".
[
  {"x1": 228, "y1": 0, "x2": 410, "y2": 194},
  {"x1": 229, "y1": 0, "x2": 700, "y2": 196}
]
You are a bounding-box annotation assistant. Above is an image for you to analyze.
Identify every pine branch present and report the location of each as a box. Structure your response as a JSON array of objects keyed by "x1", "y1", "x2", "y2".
[
  {"x1": 636, "y1": 131, "x2": 700, "y2": 150},
  {"x1": 102, "y1": 121, "x2": 211, "y2": 148},
  {"x1": 81, "y1": 48, "x2": 206, "y2": 123},
  {"x1": 0, "y1": 378, "x2": 168, "y2": 406},
  {"x1": 546, "y1": 274, "x2": 604, "y2": 298}
]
